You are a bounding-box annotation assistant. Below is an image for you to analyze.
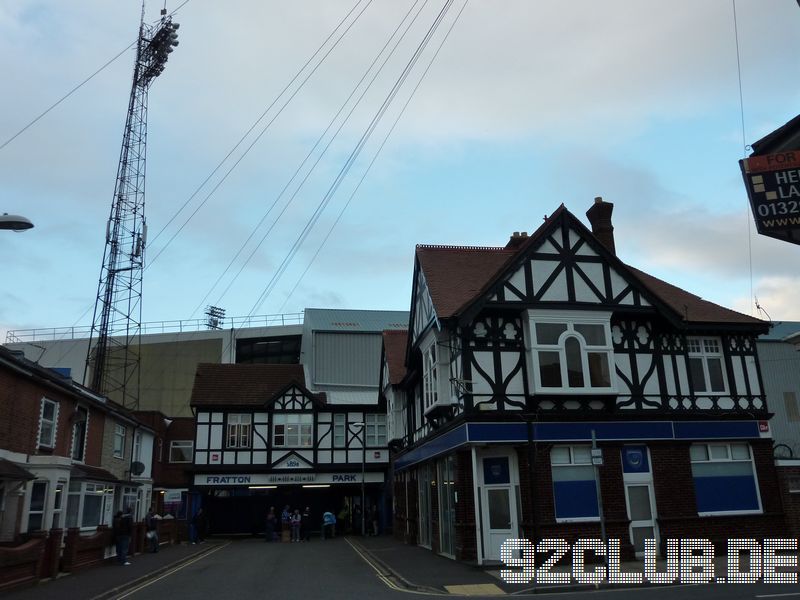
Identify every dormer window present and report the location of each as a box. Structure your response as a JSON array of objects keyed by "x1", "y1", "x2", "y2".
[{"x1": 527, "y1": 310, "x2": 615, "y2": 394}]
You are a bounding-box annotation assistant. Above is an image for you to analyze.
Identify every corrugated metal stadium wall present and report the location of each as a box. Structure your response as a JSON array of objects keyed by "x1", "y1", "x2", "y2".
[
  {"x1": 758, "y1": 341, "x2": 800, "y2": 458},
  {"x1": 313, "y1": 332, "x2": 383, "y2": 387}
]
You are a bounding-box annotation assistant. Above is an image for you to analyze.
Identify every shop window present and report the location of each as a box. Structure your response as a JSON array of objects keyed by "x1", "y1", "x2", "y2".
[
  {"x1": 528, "y1": 311, "x2": 615, "y2": 394},
  {"x1": 38, "y1": 398, "x2": 58, "y2": 448},
  {"x1": 27, "y1": 480, "x2": 48, "y2": 531},
  {"x1": 273, "y1": 414, "x2": 312, "y2": 447},
  {"x1": 690, "y1": 443, "x2": 761, "y2": 514},
  {"x1": 226, "y1": 414, "x2": 252, "y2": 449},
  {"x1": 170, "y1": 440, "x2": 194, "y2": 463},
  {"x1": 113, "y1": 424, "x2": 126, "y2": 458},
  {"x1": 366, "y1": 414, "x2": 387, "y2": 446},
  {"x1": 550, "y1": 445, "x2": 599, "y2": 521},
  {"x1": 687, "y1": 337, "x2": 727, "y2": 394}
]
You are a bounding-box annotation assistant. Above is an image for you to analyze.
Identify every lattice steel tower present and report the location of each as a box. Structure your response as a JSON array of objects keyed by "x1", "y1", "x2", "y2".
[{"x1": 86, "y1": 9, "x2": 179, "y2": 408}]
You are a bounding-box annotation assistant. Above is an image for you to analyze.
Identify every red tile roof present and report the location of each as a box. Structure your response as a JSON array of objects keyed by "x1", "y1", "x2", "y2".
[
  {"x1": 382, "y1": 330, "x2": 409, "y2": 385},
  {"x1": 190, "y1": 364, "x2": 321, "y2": 407},
  {"x1": 415, "y1": 206, "x2": 765, "y2": 327},
  {"x1": 416, "y1": 245, "x2": 515, "y2": 319}
]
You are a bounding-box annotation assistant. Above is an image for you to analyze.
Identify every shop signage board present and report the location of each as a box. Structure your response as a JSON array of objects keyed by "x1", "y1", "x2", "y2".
[
  {"x1": 194, "y1": 472, "x2": 385, "y2": 486},
  {"x1": 740, "y1": 150, "x2": 800, "y2": 245}
]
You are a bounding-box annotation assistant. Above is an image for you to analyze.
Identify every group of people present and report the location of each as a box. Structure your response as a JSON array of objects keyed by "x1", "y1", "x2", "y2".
[
  {"x1": 111, "y1": 506, "x2": 160, "y2": 566},
  {"x1": 264, "y1": 503, "x2": 379, "y2": 542},
  {"x1": 265, "y1": 505, "x2": 312, "y2": 542}
]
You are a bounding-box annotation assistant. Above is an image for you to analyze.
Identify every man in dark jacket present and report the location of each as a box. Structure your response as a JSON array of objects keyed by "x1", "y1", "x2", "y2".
[
  {"x1": 112, "y1": 508, "x2": 133, "y2": 565},
  {"x1": 145, "y1": 507, "x2": 159, "y2": 553}
]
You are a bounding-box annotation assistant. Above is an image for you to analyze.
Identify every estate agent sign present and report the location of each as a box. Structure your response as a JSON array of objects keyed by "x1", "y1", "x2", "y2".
[{"x1": 740, "y1": 150, "x2": 800, "y2": 246}]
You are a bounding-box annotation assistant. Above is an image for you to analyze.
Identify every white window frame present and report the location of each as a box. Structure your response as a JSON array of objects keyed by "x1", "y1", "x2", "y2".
[
  {"x1": 550, "y1": 445, "x2": 600, "y2": 523},
  {"x1": 132, "y1": 431, "x2": 142, "y2": 463},
  {"x1": 687, "y1": 337, "x2": 728, "y2": 395},
  {"x1": 422, "y1": 339, "x2": 438, "y2": 411},
  {"x1": 51, "y1": 481, "x2": 65, "y2": 529},
  {"x1": 169, "y1": 440, "x2": 194, "y2": 463},
  {"x1": 690, "y1": 442, "x2": 762, "y2": 516},
  {"x1": 38, "y1": 398, "x2": 58, "y2": 449},
  {"x1": 333, "y1": 414, "x2": 346, "y2": 448},
  {"x1": 365, "y1": 413, "x2": 387, "y2": 446},
  {"x1": 71, "y1": 407, "x2": 89, "y2": 462},
  {"x1": 113, "y1": 424, "x2": 126, "y2": 459},
  {"x1": 26, "y1": 480, "x2": 49, "y2": 532},
  {"x1": 272, "y1": 414, "x2": 313, "y2": 448},
  {"x1": 527, "y1": 310, "x2": 616, "y2": 394},
  {"x1": 226, "y1": 414, "x2": 252, "y2": 449}
]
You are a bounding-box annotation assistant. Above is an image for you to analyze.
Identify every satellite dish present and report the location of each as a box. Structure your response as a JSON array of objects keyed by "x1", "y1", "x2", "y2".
[{"x1": 131, "y1": 461, "x2": 146, "y2": 476}]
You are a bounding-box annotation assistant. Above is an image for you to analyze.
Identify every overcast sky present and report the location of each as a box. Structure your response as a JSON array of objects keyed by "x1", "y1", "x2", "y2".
[{"x1": 1, "y1": 0, "x2": 799, "y2": 342}]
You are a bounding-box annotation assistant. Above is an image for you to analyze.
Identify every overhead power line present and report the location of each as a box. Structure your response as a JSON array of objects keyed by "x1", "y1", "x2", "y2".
[
  {"x1": 279, "y1": 0, "x2": 470, "y2": 312},
  {"x1": 247, "y1": 0, "x2": 457, "y2": 319},
  {"x1": 190, "y1": 0, "x2": 430, "y2": 318},
  {"x1": 0, "y1": 0, "x2": 191, "y2": 153}
]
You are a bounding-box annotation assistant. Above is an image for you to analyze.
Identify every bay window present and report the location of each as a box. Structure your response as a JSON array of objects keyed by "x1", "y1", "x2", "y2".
[{"x1": 528, "y1": 310, "x2": 615, "y2": 393}]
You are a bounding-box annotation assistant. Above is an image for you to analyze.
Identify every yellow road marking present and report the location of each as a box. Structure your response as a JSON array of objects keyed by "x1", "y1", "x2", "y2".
[
  {"x1": 115, "y1": 542, "x2": 231, "y2": 599},
  {"x1": 444, "y1": 583, "x2": 505, "y2": 596}
]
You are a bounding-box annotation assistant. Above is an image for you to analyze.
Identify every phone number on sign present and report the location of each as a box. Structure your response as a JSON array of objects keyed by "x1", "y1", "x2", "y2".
[{"x1": 500, "y1": 538, "x2": 800, "y2": 585}]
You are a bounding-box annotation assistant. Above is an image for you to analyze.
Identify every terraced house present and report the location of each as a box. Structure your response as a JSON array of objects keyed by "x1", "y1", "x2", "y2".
[{"x1": 384, "y1": 198, "x2": 784, "y2": 564}]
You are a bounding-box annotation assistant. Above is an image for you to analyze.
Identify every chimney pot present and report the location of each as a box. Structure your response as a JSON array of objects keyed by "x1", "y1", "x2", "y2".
[{"x1": 586, "y1": 197, "x2": 616, "y2": 255}]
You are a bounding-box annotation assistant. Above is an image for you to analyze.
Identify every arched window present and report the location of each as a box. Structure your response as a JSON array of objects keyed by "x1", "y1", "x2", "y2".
[{"x1": 527, "y1": 311, "x2": 615, "y2": 393}]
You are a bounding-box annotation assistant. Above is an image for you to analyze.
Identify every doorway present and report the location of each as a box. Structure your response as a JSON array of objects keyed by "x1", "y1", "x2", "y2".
[
  {"x1": 476, "y1": 449, "x2": 519, "y2": 562},
  {"x1": 620, "y1": 445, "x2": 659, "y2": 557}
]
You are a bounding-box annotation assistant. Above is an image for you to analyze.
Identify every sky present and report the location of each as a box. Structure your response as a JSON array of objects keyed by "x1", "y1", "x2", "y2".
[{"x1": 1, "y1": 0, "x2": 799, "y2": 343}]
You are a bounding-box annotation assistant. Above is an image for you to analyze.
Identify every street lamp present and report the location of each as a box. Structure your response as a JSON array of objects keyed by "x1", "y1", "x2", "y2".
[
  {"x1": 0, "y1": 214, "x2": 33, "y2": 232},
  {"x1": 351, "y1": 422, "x2": 366, "y2": 536}
]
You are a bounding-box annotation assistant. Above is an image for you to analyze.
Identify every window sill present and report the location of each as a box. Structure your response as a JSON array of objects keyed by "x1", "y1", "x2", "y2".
[
  {"x1": 555, "y1": 517, "x2": 601, "y2": 524},
  {"x1": 697, "y1": 510, "x2": 762, "y2": 517},
  {"x1": 535, "y1": 388, "x2": 617, "y2": 395}
]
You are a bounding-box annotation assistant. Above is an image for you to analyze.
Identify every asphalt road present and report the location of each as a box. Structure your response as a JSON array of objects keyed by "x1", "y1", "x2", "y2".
[{"x1": 109, "y1": 538, "x2": 800, "y2": 600}]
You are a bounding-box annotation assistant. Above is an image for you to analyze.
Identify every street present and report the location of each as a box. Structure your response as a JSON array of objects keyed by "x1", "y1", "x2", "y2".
[{"x1": 105, "y1": 538, "x2": 800, "y2": 600}]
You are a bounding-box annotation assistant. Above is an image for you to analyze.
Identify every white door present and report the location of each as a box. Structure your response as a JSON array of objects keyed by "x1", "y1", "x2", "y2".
[
  {"x1": 620, "y1": 446, "x2": 659, "y2": 557},
  {"x1": 478, "y1": 451, "x2": 519, "y2": 562}
]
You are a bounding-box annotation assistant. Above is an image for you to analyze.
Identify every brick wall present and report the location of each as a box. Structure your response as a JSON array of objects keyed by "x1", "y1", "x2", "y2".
[{"x1": 99, "y1": 415, "x2": 134, "y2": 480}]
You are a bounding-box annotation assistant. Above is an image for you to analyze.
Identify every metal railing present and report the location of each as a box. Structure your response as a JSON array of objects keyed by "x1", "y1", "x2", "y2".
[{"x1": 5, "y1": 312, "x2": 304, "y2": 343}]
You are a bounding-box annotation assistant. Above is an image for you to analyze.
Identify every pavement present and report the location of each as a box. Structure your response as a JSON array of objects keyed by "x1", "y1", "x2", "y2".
[{"x1": 1, "y1": 540, "x2": 225, "y2": 600}]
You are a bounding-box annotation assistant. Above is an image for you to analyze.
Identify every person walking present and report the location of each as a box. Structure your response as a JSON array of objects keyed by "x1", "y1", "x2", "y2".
[
  {"x1": 145, "y1": 506, "x2": 159, "y2": 553},
  {"x1": 322, "y1": 510, "x2": 336, "y2": 539},
  {"x1": 290, "y1": 509, "x2": 302, "y2": 542},
  {"x1": 192, "y1": 507, "x2": 208, "y2": 543},
  {"x1": 301, "y1": 506, "x2": 311, "y2": 541},
  {"x1": 280, "y1": 504, "x2": 291, "y2": 542},
  {"x1": 370, "y1": 504, "x2": 379, "y2": 537},
  {"x1": 112, "y1": 508, "x2": 132, "y2": 565},
  {"x1": 265, "y1": 506, "x2": 277, "y2": 542}
]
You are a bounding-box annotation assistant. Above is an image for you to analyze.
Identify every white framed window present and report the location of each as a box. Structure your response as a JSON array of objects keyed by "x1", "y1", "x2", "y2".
[
  {"x1": 38, "y1": 398, "x2": 58, "y2": 448},
  {"x1": 422, "y1": 342, "x2": 438, "y2": 410},
  {"x1": 527, "y1": 310, "x2": 615, "y2": 394},
  {"x1": 27, "y1": 480, "x2": 48, "y2": 532},
  {"x1": 132, "y1": 431, "x2": 142, "y2": 463},
  {"x1": 170, "y1": 440, "x2": 194, "y2": 463},
  {"x1": 113, "y1": 424, "x2": 126, "y2": 458},
  {"x1": 687, "y1": 337, "x2": 727, "y2": 394},
  {"x1": 226, "y1": 414, "x2": 252, "y2": 449},
  {"x1": 550, "y1": 445, "x2": 599, "y2": 522},
  {"x1": 51, "y1": 482, "x2": 65, "y2": 528},
  {"x1": 272, "y1": 414, "x2": 313, "y2": 448},
  {"x1": 690, "y1": 442, "x2": 761, "y2": 515},
  {"x1": 66, "y1": 481, "x2": 111, "y2": 529},
  {"x1": 333, "y1": 414, "x2": 346, "y2": 448},
  {"x1": 71, "y1": 407, "x2": 89, "y2": 462},
  {"x1": 365, "y1": 413, "x2": 387, "y2": 446}
]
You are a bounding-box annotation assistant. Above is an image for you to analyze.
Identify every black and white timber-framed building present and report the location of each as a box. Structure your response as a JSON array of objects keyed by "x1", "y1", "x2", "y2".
[{"x1": 384, "y1": 198, "x2": 785, "y2": 564}]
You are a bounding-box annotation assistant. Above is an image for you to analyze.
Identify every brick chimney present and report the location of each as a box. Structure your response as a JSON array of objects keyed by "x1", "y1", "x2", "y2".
[
  {"x1": 585, "y1": 196, "x2": 616, "y2": 255},
  {"x1": 506, "y1": 231, "x2": 529, "y2": 249}
]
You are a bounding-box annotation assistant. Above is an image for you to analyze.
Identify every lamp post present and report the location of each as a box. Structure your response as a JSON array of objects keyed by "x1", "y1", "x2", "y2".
[
  {"x1": 0, "y1": 213, "x2": 33, "y2": 231},
  {"x1": 352, "y1": 422, "x2": 366, "y2": 536}
]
